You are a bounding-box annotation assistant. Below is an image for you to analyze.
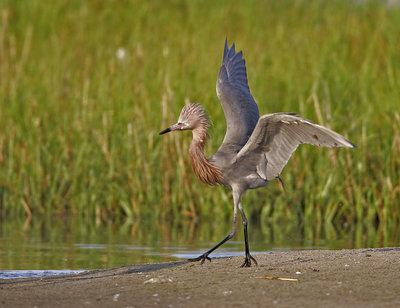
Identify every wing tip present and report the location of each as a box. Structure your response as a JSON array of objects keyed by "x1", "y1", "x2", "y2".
[
  {"x1": 339, "y1": 135, "x2": 356, "y2": 148},
  {"x1": 333, "y1": 137, "x2": 356, "y2": 148},
  {"x1": 223, "y1": 38, "x2": 229, "y2": 60},
  {"x1": 346, "y1": 140, "x2": 356, "y2": 148},
  {"x1": 222, "y1": 38, "x2": 239, "y2": 62}
]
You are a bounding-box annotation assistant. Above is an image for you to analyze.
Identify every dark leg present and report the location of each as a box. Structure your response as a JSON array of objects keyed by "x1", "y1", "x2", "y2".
[
  {"x1": 239, "y1": 204, "x2": 257, "y2": 267},
  {"x1": 187, "y1": 232, "x2": 236, "y2": 264},
  {"x1": 188, "y1": 201, "x2": 238, "y2": 264}
]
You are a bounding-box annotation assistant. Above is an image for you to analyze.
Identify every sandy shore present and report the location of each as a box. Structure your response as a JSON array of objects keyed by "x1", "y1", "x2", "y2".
[{"x1": 1, "y1": 248, "x2": 400, "y2": 307}]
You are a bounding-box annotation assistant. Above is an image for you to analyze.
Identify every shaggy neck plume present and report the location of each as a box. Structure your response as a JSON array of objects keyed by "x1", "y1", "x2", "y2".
[{"x1": 189, "y1": 124, "x2": 222, "y2": 186}]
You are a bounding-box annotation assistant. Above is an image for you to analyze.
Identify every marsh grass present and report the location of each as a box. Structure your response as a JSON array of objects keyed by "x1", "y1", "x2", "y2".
[{"x1": 0, "y1": 0, "x2": 399, "y2": 230}]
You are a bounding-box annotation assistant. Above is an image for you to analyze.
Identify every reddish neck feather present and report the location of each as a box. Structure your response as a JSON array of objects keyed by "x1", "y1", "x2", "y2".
[{"x1": 189, "y1": 125, "x2": 222, "y2": 185}]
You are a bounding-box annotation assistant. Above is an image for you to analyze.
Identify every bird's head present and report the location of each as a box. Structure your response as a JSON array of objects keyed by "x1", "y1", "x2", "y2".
[{"x1": 160, "y1": 103, "x2": 209, "y2": 135}]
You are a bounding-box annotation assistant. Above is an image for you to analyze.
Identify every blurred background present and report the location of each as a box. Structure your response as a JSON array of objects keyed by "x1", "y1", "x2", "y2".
[{"x1": 0, "y1": 0, "x2": 399, "y2": 270}]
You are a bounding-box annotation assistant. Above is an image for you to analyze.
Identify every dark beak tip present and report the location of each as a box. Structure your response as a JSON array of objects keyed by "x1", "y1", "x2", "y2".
[{"x1": 159, "y1": 127, "x2": 171, "y2": 135}]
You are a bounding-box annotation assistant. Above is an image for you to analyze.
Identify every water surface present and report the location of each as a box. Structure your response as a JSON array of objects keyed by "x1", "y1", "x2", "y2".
[{"x1": 1, "y1": 216, "x2": 398, "y2": 279}]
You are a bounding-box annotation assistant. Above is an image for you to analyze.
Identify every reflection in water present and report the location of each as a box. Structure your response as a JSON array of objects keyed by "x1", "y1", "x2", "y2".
[{"x1": 0, "y1": 216, "x2": 398, "y2": 271}]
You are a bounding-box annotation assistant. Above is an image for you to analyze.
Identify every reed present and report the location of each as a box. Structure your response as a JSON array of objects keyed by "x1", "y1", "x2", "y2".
[{"x1": 0, "y1": 0, "x2": 399, "y2": 230}]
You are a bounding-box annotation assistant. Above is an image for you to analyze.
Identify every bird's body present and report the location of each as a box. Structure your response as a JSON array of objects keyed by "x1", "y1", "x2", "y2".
[{"x1": 160, "y1": 40, "x2": 355, "y2": 267}]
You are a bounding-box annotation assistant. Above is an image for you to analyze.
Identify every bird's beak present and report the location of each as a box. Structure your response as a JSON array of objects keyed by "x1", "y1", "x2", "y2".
[
  {"x1": 159, "y1": 123, "x2": 180, "y2": 135},
  {"x1": 159, "y1": 127, "x2": 172, "y2": 135}
]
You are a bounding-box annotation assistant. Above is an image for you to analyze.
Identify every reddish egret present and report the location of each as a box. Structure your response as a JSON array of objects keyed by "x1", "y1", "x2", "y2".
[{"x1": 160, "y1": 40, "x2": 355, "y2": 267}]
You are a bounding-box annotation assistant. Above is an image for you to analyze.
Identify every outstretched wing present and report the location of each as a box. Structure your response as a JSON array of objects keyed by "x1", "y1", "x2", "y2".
[
  {"x1": 216, "y1": 40, "x2": 259, "y2": 152},
  {"x1": 235, "y1": 113, "x2": 355, "y2": 181}
]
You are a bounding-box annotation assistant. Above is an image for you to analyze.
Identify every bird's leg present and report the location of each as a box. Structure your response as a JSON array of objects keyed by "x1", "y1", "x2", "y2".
[
  {"x1": 239, "y1": 202, "x2": 257, "y2": 267},
  {"x1": 187, "y1": 233, "x2": 235, "y2": 264},
  {"x1": 188, "y1": 202, "x2": 238, "y2": 264}
]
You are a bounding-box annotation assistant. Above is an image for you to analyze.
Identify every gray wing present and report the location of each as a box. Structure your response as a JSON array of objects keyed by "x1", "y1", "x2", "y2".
[
  {"x1": 235, "y1": 113, "x2": 355, "y2": 181},
  {"x1": 216, "y1": 40, "x2": 259, "y2": 152}
]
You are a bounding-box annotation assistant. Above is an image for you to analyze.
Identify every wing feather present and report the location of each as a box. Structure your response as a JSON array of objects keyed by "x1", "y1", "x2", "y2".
[
  {"x1": 215, "y1": 40, "x2": 259, "y2": 152},
  {"x1": 236, "y1": 113, "x2": 355, "y2": 181}
]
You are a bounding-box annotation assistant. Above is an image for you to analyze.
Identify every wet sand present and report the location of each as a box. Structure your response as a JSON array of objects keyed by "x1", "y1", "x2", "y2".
[{"x1": 1, "y1": 248, "x2": 399, "y2": 307}]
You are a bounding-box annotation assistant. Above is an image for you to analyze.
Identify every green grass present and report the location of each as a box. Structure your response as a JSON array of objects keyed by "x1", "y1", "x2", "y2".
[{"x1": 0, "y1": 0, "x2": 399, "y2": 230}]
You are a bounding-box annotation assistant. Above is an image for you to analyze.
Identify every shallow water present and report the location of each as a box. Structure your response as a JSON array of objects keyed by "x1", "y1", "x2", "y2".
[
  {"x1": 0, "y1": 216, "x2": 398, "y2": 279},
  {"x1": 0, "y1": 270, "x2": 86, "y2": 279}
]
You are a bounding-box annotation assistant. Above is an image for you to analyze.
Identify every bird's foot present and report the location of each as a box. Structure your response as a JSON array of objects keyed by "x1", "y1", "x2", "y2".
[
  {"x1": 240, "y1": 253, "x2": 258, "y2": 268},
  {"x1": 188, "y1": 253, "x2": 212, "y2": 264}
]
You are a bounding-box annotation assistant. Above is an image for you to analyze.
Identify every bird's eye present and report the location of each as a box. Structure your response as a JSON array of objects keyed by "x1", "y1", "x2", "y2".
[{"x1": 178, "y1": 122, "x2": 189, "y2": 129}]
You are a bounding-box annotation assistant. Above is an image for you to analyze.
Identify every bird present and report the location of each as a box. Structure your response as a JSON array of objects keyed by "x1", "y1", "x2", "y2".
[{"x1": 160, "y1": 39, "x2": 355, "y2": 267}]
